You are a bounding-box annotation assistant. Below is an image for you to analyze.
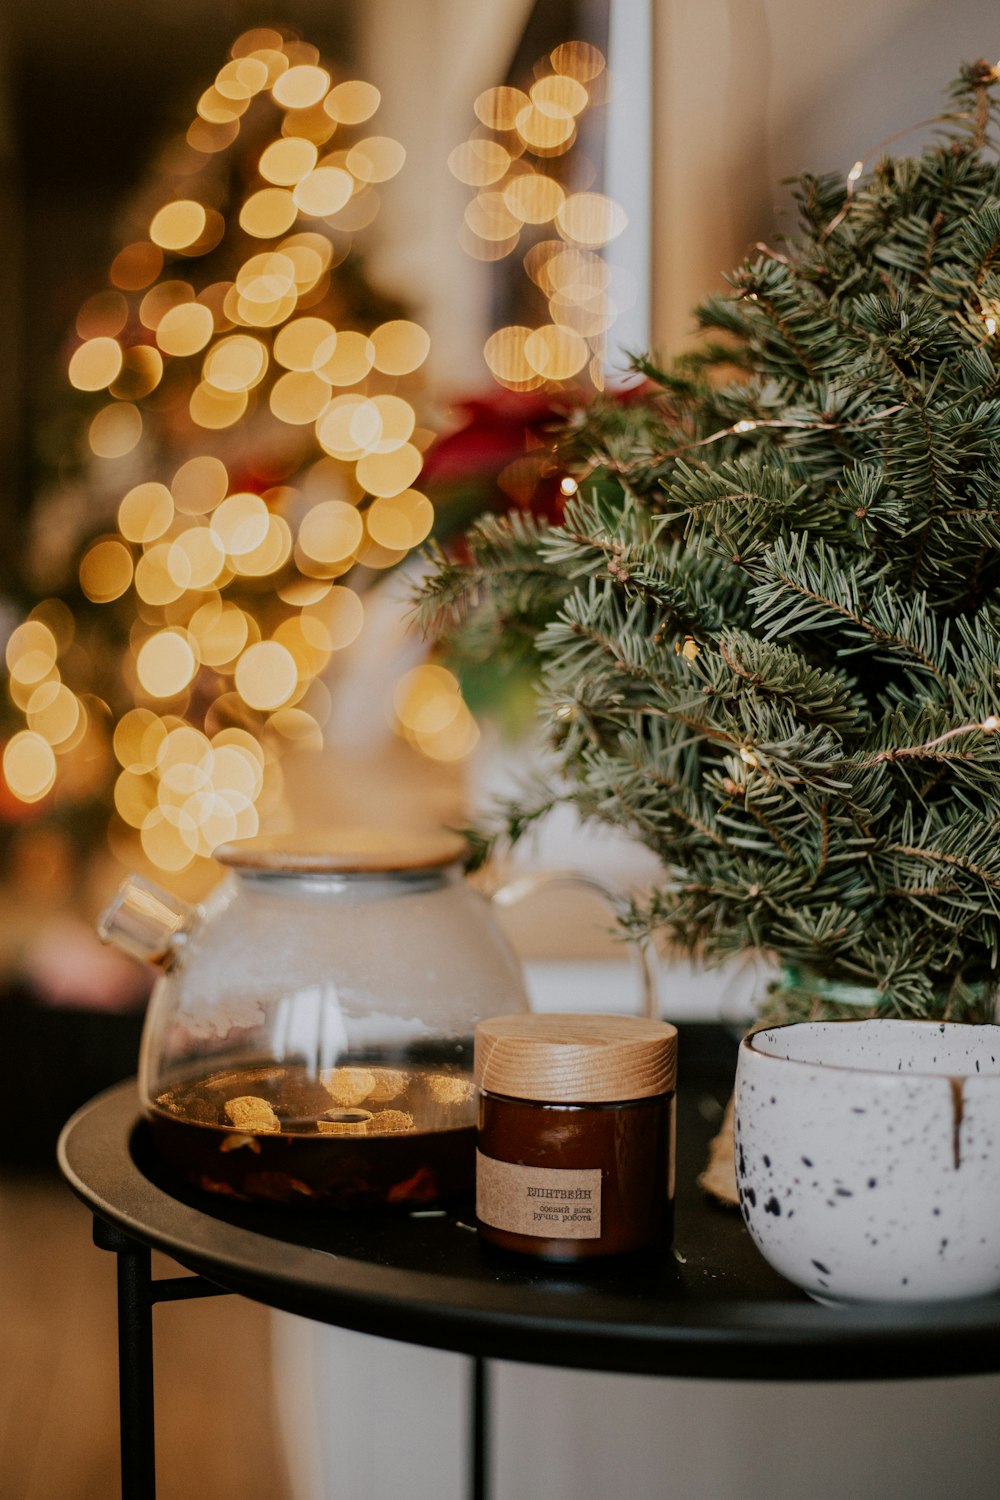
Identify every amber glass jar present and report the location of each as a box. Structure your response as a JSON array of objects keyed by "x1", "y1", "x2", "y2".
[{"x1": 474, "y1": 1013, "x2": 677, "y2": 1261}]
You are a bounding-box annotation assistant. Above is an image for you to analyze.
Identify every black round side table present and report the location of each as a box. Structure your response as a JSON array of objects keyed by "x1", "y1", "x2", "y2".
[{"x1": 57, "y1": 1028, "x2": 1000, "y2": 1500}]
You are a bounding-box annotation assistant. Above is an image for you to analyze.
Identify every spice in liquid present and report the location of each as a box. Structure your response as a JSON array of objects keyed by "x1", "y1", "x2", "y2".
[{"x1": 149, "y1": 1059, "x2": 475, "y2": 1207}]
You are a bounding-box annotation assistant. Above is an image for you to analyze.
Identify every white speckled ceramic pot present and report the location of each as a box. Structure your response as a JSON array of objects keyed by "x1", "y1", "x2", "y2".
[{"x1": 734, "y1": 1020, "x2": 1000, "y2": 1302}]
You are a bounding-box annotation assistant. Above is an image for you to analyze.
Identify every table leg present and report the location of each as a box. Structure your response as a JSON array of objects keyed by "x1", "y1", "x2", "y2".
[
  {"x1": 92, "y1": 1218, "x2": 233, "y2": 1498},
  {"x1": 93, "y1": 1218, "x2": 157, "y2": 1500},
  {"x1": 471, "y1": 1355, "x2": 490, "y2": 1500}
]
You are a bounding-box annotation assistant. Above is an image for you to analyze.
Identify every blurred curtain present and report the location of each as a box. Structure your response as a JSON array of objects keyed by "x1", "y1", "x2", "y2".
[{"x1": 357, "y1": 0, "x2": 534, "y2": 396}]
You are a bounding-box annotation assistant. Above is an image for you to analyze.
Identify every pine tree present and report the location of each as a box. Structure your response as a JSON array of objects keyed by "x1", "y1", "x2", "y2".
[{"x1": 419, "y1": 61, "x2": 1000, "y2": 1024}]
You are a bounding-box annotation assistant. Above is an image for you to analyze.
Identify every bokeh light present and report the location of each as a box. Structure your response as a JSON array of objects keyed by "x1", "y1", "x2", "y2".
[
  {"x1": 168, "y1": 526, "x2": 226, "y2": 589},
  {"x1": 69, "y1": 338, "x2": 123, "y2": 391},
  {"x1": 483, "y1": 325, "x2": 536, "y2": 385},
  {"x1": 317, "y1": 329, "x2": 375, "y2": 385},
  {"x1": 346, "y1": 136, "x2": 406, "y2": 184},
  {"x1": 172, "y1": 455, "x2": 229, "y2": 515},
  {"x1": 79, "y1": 539, "x2": 134, "y2": 602},
  {"x1": 89, "y1": 403, "x2": 143, "y2": 458},
  {"x1": 187, "y1": 117, "x2": 241, "y2": 155},
  {"x1": 274, "y1": 315, "x2": 337, "y2": 370},
  {"x1": 6, "y1": 621, "x2": 58, "y2": 684},
  {"x1": 7, "y1": 27, "x2": 448, "y2": 861},
  {"x1": 448, "y1": 139, "x2": 511, "y2": 187},
  {"x1": 523, "y1": 324, "x2": 589, "y2": 379},
  {"x1": 297, "y1": 499, "x2": 364, "y2": 566},
  {"x1": 190, "y1": 382, "x2": 249, "y2": 429},
  {"x1": 211, "y1": 493, "x2": 271, "y2": 556},
  {"x1": 198, "y1": 86, "x2": 249, "y2": 126},
  {"x1": 465, "y1": 191, "x2": 521, "y2": 243},
  {"x1": 453, "y1": 39, "x2": 622, "y2": 394},
  {"x1": 474, "y1": 86, "x2": 528, "y2": 131},
  {"x1": 118, "y1": 482, "x2": 174, "y2": 544},
  {"x1": 111, "y1": 346, "x2": 165, "y2": 400},
  {"x1": 370, "y1": 321, "x2": 430, "y2": 376},
  {"x1": 504, "y1": 173, "x2": 565, "y2": 225},
  {"x1": 234, "y1": 640, "x2": 298, "y2": 709},
  {"x1": 260, "y1": 137, "x2": 318, "y2": 185},
  {"x1": 189, "y1": 600, "x2": 250, "y2": 666},
  {"x1": 294, "y1": 167, "x2": 353, "y2": 217},
  {"x1": 204, "y1": 333, "x2": 268, "y2": 392},
  {"x1": 3, "y1": 733, "x2": 58, "y2": 803},
  {"x1": 531, "y1": 75, "x2": 589, "y2": 118},
  {"x1": 515, "y1": 105, "x2": 575, "y2": 152},
  {"x1": 26, "y1": 682, "x2": 82, "y2": 747},
  {"x1": 110, "y1": 241, "x2": 163, "y2": 291},
  {"x1": 366, "y1": 489, "x2": 433, "y2": 549},
  {"x1": 135, "y1": 543, "x2": 189, "y2": 606},
  {"x1": 270, "y1": 370, "x2": 332, "y2": 424},
  {"x1": 136, "y1": 631, "x2": 199, "y2": 698},
  {"x1": 240, "y1": 187, "x2": 298, "y2": 238},
  {"x1": 324, "y1": 80, "x2": 381, "y2": 124},
  {"x1": 150, "y1": 200, "x2": 208, "y2": 252},
  {"x1": 272, "y1": 65, "x2": 330, "y2": 110},
  {"x1": 355, "y1": 442, "x2": 422, "y2": 497},
  {"x1": 392, "y1": 665, "x2": 480, "y2": 762},
  {"x1": 551, "y1": 40, "x2": 606, "y2": 81},
  {"x1": 556, "y1": 191, "x2": 628, "y2": 247},
  {"x1": 156, "y1": 302, "x2": 215, "y2": 356}
]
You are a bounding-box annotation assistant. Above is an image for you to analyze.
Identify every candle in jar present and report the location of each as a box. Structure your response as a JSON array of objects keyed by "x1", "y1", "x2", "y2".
[{"x1": 474, "y1": 1012, "x2": 677, "y2": 1261}]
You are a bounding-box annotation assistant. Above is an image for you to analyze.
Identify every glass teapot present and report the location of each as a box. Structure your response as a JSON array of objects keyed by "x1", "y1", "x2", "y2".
[{"x1": 99, "y1": 828, "x2": 532, "y2": 1210}]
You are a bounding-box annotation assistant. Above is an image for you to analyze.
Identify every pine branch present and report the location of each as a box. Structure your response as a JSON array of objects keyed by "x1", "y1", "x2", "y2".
[
  {"x1": 747, "y1": 535, "x2": 952, "y2": 679},
  {"x1": 417, "y1": 64, "x2": 1000, "y2": 1022},
  {"x1": 712, "y1": 629, "x2": 868, "y2": 733},
  {"x1": 414, "y1": 515, "x2": 570, "y2": 664}
]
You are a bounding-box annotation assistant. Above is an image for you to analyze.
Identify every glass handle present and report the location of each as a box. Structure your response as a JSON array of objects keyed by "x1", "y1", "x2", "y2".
[
  {"x1": 98, "y1": 874, "x2": 197, "y2": 969},
  {"x1": 490, "y1": 869, "x2": 658, "y2": 1021}
]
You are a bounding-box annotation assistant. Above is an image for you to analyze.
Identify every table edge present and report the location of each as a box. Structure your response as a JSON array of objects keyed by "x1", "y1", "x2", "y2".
[{"x1": 57, "y1": 1079, "x2": 1000, "y2": 1381}]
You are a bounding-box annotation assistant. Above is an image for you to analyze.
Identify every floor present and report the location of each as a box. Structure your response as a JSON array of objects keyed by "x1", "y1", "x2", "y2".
[
  {"x1": 10, "y1": 1168, "x2": 1000, "y2": 1500},
  {"x1": 0, "y1": 1169, "x2": 290, "y2": 1500}
]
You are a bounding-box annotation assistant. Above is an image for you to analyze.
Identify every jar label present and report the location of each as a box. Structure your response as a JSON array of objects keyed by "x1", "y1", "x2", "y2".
[{"x1": 476, "y1": 1151, "x2": 602, "y2": 1239}]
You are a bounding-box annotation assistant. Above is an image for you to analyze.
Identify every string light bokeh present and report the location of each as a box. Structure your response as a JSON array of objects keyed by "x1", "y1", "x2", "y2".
[
  {"x1": 3, "y1": 26, "x2": 442, "y2": 882},
  {"x1": 449, "y1": 38, "x2": 631, "y2": 394},
  {"x1": 2, "y1": 29, "x2": 631, "y2": 888}
]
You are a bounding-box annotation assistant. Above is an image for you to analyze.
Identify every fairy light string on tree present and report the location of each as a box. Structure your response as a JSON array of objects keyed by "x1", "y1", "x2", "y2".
[
  {"x1": 420, "y1": 60, "x2": 1000, "y2": 1024},
  {"x1": 3, "y1": 26, "x2": 444, "y2": 880}
]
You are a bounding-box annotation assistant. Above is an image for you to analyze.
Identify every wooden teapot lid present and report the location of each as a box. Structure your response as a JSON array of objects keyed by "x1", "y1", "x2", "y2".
[
  {"x1": 213, "y1": 827, "x2": 468, "y2": 875},
  {"x1": 474, "y1": 1013, "x2": 678, "y2": 1103}
]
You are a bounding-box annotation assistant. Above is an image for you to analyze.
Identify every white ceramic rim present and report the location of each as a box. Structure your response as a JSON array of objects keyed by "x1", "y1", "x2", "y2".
[{"x1": 742, "y1": 1018, "x2": 1000, "y2": 1081}]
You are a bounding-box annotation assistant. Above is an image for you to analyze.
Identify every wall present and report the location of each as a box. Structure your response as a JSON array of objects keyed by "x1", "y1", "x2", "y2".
[{"x1": 652, "y1": 0, "x2": 1000, "y2": 355}]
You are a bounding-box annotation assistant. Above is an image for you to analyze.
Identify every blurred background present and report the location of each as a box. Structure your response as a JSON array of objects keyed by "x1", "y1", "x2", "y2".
[{"x1": 3, "y1": 1, "x2": 1000, "y2": 1497}]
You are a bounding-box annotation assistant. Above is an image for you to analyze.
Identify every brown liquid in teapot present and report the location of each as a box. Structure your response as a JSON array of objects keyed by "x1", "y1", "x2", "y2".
[{"x1": 147, "y1": 1058, "x2": 475, "y2": 1208}]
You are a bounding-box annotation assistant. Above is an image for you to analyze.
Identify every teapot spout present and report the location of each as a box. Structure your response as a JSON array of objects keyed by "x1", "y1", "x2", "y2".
[{"x1": 98, "y1": 874, "x2": 197, "y2": 968}]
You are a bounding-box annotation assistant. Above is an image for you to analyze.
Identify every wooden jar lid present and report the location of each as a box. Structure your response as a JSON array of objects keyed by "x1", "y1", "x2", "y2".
[
  {"x1": 474, "y1": 1013, "x2": 678, "y2": 1103},
  {"x1": 214, "y1": 827, "x2": 468, "y2": 875}
]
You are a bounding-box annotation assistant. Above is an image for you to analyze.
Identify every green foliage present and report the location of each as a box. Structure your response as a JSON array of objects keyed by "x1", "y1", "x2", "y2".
[{"x1": 417, "y1": 62, "x2": 1000, "y2": 1021}]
